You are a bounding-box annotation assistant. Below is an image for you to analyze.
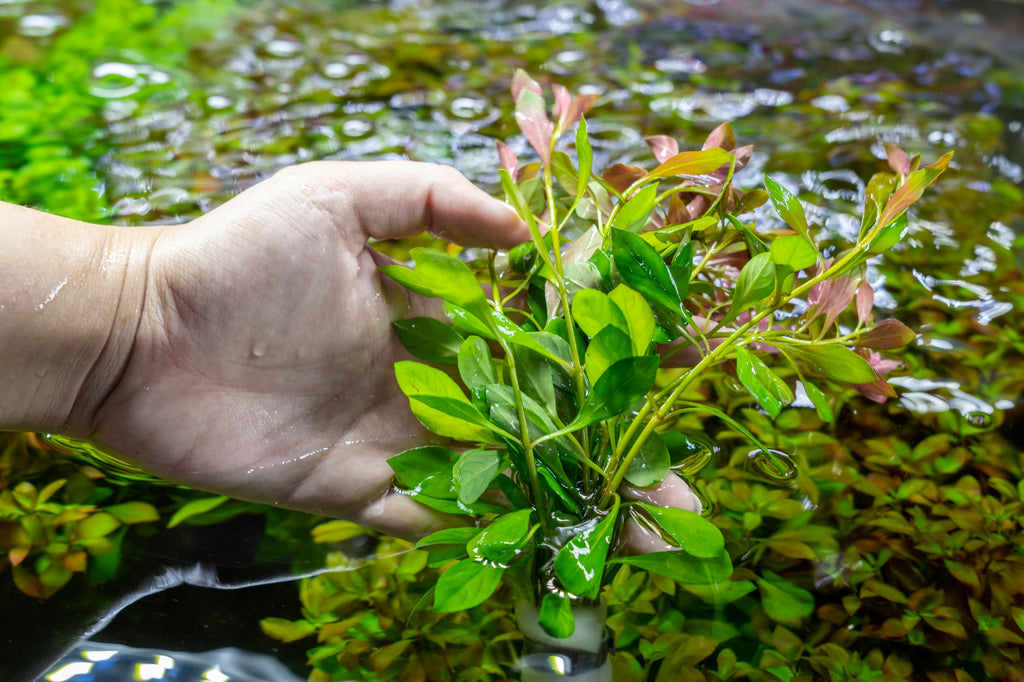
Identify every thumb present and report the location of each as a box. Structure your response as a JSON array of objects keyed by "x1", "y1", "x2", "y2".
[{"x1": 311, "y1": 160, "x2": 529, "y2": 248}]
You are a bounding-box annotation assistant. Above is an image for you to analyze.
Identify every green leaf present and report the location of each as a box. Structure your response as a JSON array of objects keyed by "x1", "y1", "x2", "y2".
[
  {"x1": 260, "y1": 617, "x2": 318, "y2": 643},
  {"x1": 575, "y1": 117, "x2": 592, "y2": 203},
  {"x1": 584, "y1": 325, "x2": 633, "y2": 384},
  {"x1": 454, "y1": 448, "x2": 503, "y2": 505},
  {"x1": 410, "y1": 395, "x2": 503, "y2": 443},
  {"x1": 446, "y1": 303, "x2": 496, "y2": 339},
  {"x1": 638, "y1": 504, "x2": 725, "y2": 558},
  {"x1": 458, "y1": 336, "x2": 497, "y2": 390},
  {"x1": 512, "y1": 343, "x2": 557, "y2": 414},
  {"x1": 625, "y1": 433, "x2": 670, "y2": 487},
  {"x1": 74, "y1": 512, "x2": 121, "y2": 539},
  {"x1": 571, "y1": 355, "x2": 659, "y2": 429},
  {"x1": 104, "y1": 501, "x2": 160, "y2": 525},
  {"x1": 758, "y1": 570, "x2": 815, "y2": 627},
  {"x1": 769, "y1": 235, "x2": 817, "y2": 271},
  {"x1": 785, "y1": 344, "x2": 879, "y2": 384},
  {"x1": 434, "y1": 559, "x2": 505, "y2": 612},
  {"x1": 388, "y1": 445, "x2": 457, "y2": 497},
  {"x1": 734, "y1": 347, "x2": 793, "y2": 419},
  {"x1": 612, "y1": 550, "x2": 732, "y2": 585},
  {"x1": 609, "y1": 285, "x2": 656, "y2": 355},
  {"x1": 500, "y1": 168, "x2": 544, "y2": 246},
  {"x1": 415, "y1": 526, "x2": 480, "y2": 549},
  {"x1": 868, "y1": 213, "x2": 908, "y2": 254},
  {"x1": 572, "y1": 288, "x2": 628, "y2": 339},
  {"x1": 488, "y1": 310, "x2": 567, "y2": 366},
  {"x1": 167, "y1": 496, "x2": 230, "y2": 528},
  {"x1": 859, "y1": 319, "x2": 917, "y2": 350},
  {"x1": 407, "y1": 493, "x2": 506, "y2": 517},
  {"x1": 611, "y1": 229, "x2": 684, "y2": 315},
  {"x1": 764, "y1": 175, "x2": 810, "y2": 237},
  {"x1": 393, "y1": 317, "x2": 464, "y2": 364},
  {"x1": 467, "y1": 508, "x2": 533, "y2": 564},
  {"x1": 647, "y1": 148, "x2": 733, "y2": 180},
  {"x1": 860, "y1": 172, "x2": 898, "y2": 238},
  {"x1": 725, "y1": 252, "x2": 776, "y2": 322},
  {"x1": 380, "y1": 248, "x2": 488, "y2": 319},
  {"x1": 539, "y1": 592, "x2": 576, "y2": 639},
  {"x1": 396, "y1": 361, "x2": 499, "y2": 442},
  {"x1": 553, "y1": 502, "x2": 618, "y2": 598},
  {"x1": 801, "y1": 380, "x2": 834, "y2": 423},
  {"x1": 613, "y1": 184, "x2": 659, "y2": 233}
]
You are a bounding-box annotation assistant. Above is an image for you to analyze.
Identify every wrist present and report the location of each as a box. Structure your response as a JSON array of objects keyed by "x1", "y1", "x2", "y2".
[{"x1": 0, "y1": 203, "x2": 157, "y2": 435}]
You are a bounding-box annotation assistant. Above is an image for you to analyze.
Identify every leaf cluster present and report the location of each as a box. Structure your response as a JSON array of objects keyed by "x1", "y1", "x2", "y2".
[{"x1": 381, "y1": 71, "x2": 949, "y2": 639}]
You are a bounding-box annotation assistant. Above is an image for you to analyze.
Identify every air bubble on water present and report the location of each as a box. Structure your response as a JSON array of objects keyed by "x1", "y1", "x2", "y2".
[
  {"x1": 964, "y1": 411, "x2": 993, "y2": 428},
  {"x1": 18, "y1": 14, "x2": 67, "y2": 37},
  {"x1": 89, "y1": 62, "x2": 146, "y2": 98}
]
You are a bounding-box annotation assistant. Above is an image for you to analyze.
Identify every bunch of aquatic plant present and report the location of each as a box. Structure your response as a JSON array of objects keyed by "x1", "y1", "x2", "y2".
[{"x1": 379, "y1": 69, "x2": 951, "y2": 644}]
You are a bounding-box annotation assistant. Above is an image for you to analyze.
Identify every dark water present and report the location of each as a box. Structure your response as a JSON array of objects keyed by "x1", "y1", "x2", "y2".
[{"x1": 3, "y1": 0, "x2": 1023, "y2": 679}]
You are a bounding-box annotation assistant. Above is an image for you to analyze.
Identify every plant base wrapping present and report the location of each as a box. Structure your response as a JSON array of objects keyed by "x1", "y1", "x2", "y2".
[{"x1": 514, "y1": 599, "x2": 612, "y2": 681}]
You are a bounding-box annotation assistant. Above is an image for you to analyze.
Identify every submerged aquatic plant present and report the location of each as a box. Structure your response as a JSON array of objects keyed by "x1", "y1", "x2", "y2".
[{"x1": 378, "y1": 70, "x2": 950, "y2": 638}]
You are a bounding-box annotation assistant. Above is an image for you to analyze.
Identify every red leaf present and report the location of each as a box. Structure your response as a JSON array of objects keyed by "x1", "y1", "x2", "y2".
[
  {"x1": 702, "y1": 122, "x2": 736, "y2": 151},
  {"x1": 512, "y1": 70, "x2": 553, "y2": 164},
  {"x1": 859, "y1": 319, "x2": 917, "y2": 350},
  {"x1": 645, "y1": 135, "x2": 678, "y2": 163},
  {"x1": 885, "y1": 143, "x2": 910, "y2": 176},
  {"x1": 511, "y1": 68, "x2": 543, "y2": 101},
  {"x1": 875, "y1": 151, "x2": 953, "y2": 229},
  {"x1": 602, "y1": 163, "x2": 647, "y2": 194},
  {"x1": 496, "y1": 140, "x2": 518, "y2": 179},
  {"x1": 856, "y1": 279, "x2": 874, "y2": 325}
]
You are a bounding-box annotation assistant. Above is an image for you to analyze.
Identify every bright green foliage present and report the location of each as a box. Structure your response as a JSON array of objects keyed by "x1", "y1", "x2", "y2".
[
  {"x1": 381, "y1": 73, "x2": 944, "y2": 640},
  {"x1": 0, "y1": 0, "x2": 239, "y2": 219}
]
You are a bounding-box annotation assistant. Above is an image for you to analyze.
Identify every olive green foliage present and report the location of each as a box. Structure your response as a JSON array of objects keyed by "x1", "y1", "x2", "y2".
[
  {"x1": 0, "y1": 0, "x2": 243, "y2": 601},
  {"x1": 0, "y1": 0, "x2": 237, "y2": 219},
  {"x1": 0, "y1": 433, "x2": 159, "y2": 598},
  {"x1": 262, "y1": 524, "x2": 520, "y2": 682}
]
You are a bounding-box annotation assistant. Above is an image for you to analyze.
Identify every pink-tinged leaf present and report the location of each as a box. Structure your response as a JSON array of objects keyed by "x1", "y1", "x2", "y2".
[
  {"x1": 855, "y1": 378, "x2": 897, "y2": 403},
  {"x1": 514, "y1": 88, "x2": 554, "y2": 164},
  {"x1": 808, "y1": 273, "x2": 858, "y2": 331},
  {"x1": 733, "y1": 144, "x2": 754, "y2": 171},
  {"x1": 702, "y1": 122, "x2": 736, "y2": 151},
  {"x1": 496, "y1": 140, "x2": 518, "y2": 179},
  {"x1": 856, "y1": 279, "x2": 874, "y2": 325},
  {"x1": 859, "y1": 319, "x2": 917, "y2": 350},
  {"x1": 645, "y1": 135, "x2": 679, "y2": 163},
  {"x1": 564, "y1": 93, "x2": 599, "y2": 130},
  {"x1": 602, "y1": 163, "x2": 647, "y2": 194},
  {"x1": 874, "y1": 151, "x2": 953, "y2": 229},
  {"x1": 647, "y1": 148, "x2": 734, "y2": 180},
  {"x1": 885, "y1": 144, "x2": 910, "y2": 176},
  {"x1": 511, "y1": 69, "x2": 543, "y2": 101},
  {"x1": 552, "y1": 83, "x2": 571, "y2": 124}
]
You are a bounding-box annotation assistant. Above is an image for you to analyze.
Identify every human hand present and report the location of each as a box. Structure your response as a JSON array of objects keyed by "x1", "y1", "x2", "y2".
[{"x1": 89, "y1": 161, "x2": 529, "y2": 538}]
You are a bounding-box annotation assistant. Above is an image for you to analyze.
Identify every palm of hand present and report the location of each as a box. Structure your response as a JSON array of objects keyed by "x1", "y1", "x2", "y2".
[{"x1": 91, "y1": 162, "x2": 527, "y2": 537}]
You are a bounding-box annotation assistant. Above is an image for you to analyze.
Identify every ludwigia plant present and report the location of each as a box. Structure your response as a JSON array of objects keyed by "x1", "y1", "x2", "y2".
[{"x1": 381, "y1": 70, "x2": 951, "y2": 659}]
